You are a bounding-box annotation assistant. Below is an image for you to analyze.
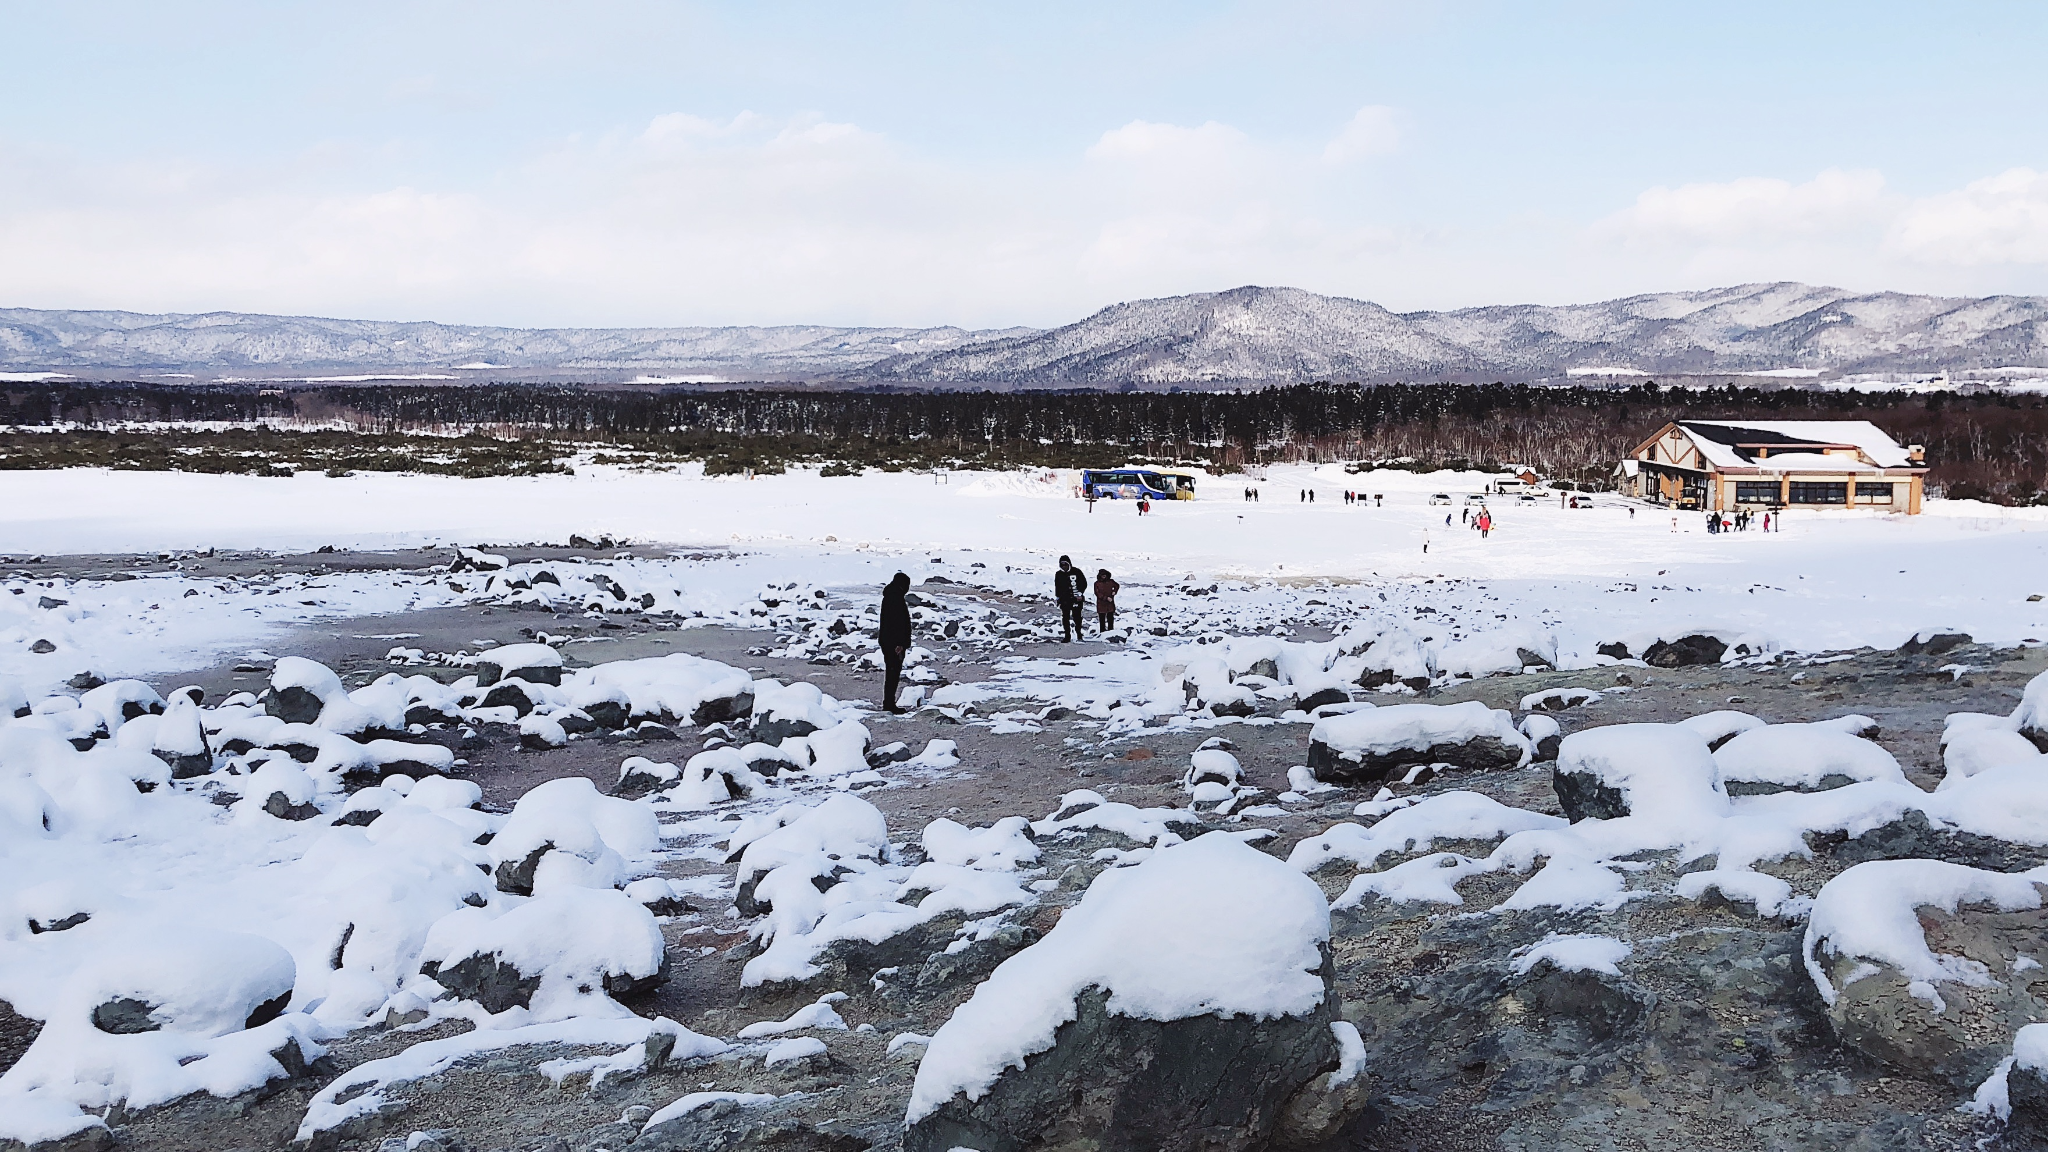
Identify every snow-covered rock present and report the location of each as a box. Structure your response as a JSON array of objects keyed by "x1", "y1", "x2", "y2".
[
  {"x1": 488, "y1": 777, "x2": 658, "y2": 895},
  {"x1": 1674, "y1": 709, "x2": 1766, "y2": 751},
  {"x1": 1306, "y1": 701, "x2": 1529, "y2": 785},
  {"x1": 476, "y1": 642, "x2": 564, "y2": 687},
  {"x1": 1551, "y1": 723, "x2": 1726, "y2": 823},
  {"x1": 1711, "y1": 723, "x2": 1906, "y2": 796},
  {"x1": 905, "y1": 833, "x2": 1357, "y2": 1152},
  {"x1": 1803, "y1": 858, "x2": 2048, "y2": 1085},
  {"x1": 420, "y1": 887, "x2": 669, "y2": 1016}
]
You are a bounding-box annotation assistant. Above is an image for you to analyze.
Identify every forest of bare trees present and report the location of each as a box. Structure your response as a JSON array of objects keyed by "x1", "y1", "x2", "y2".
[{"x1": 4, "y1": 381, "x2": 2045, "y2": 503}]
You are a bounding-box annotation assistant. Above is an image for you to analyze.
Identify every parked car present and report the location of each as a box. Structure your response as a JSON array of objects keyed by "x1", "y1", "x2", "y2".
[
  {"x1": 1427, "y1": 492, "x2": 1453, "y2": 505},
  {"x1": 1518, "y1": 493, "x2": 1539, "y2": 503},
  {"x1": 1463, "y1": 493, "x2": 1488, "y2": 507}
]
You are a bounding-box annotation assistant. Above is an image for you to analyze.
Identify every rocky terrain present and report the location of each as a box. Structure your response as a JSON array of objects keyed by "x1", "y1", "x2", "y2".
[{"x1": 6, "y1": 544, "x2": 2048, "y2": 1152}]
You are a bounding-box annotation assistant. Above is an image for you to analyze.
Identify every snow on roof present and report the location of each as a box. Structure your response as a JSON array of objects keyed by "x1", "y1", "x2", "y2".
[{"x1": 1677, "y1": 420, "x2": 1917, "y2": 470}]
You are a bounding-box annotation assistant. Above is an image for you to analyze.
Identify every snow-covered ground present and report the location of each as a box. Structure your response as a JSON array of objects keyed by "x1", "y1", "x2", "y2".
[
  {"x1": 8, "y1": 462, "x2": 2048, "y2": 1147},
  {"x1": 2, "y1": 463, "x2": 2045, "y2": 696}
]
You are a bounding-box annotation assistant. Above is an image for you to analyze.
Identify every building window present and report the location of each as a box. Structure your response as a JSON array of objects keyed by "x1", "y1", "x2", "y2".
[
  {"x1": 1788, "y1": 482, "x2": 1848, "y2": 505},
  {"x1": 1855, "y1": 483, "x2": 1894, "y2": 504},
  {"x1": 1733, "y1": 481, "x2": 1780, "y2": 505}
]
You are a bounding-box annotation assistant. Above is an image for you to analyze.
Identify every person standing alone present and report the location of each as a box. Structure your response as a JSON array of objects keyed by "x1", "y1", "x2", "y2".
[
  {"x1": 1094, "y1": 568, "x2": 1120, "y2": 633},
  {"x1": 879, "y1": 572, "x2": 912, "y2": 713},
  {"x1": 1055, "y1": 556, "x2": 1087, "y2": 642}
]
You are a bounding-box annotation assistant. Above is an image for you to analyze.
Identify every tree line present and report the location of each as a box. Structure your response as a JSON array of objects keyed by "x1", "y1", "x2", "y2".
[{"x1": 3, "y1": 380, "x2": 2044, "y2": 503}]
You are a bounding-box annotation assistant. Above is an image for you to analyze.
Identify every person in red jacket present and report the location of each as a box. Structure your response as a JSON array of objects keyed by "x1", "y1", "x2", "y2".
[{"x1": 1094, "y1": 568, "x2": 1120, "y2": 633}]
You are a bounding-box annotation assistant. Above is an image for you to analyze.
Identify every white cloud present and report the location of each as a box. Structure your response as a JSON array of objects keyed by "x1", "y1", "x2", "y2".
[
  {"x1": 9, "y1": 114, "x2": 2048, "y2": 333},
  {"x1": 1889, "y1": 167, "x2": 2048, "y2": 265},
  {"x1": 1598, "y1": 167, "x2": 1890, "y2": 244},
  {"x1": 1086, "y1": 120, "x2": 1251, "y2": 168},
  {"x1": 1322, "y1": 105, "x2": 1401, "y2": 163}
]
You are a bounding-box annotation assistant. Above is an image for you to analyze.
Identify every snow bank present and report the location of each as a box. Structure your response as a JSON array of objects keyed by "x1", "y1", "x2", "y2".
[{"x1": 908, "y1": 833, "x2": 1329, "y2": 1124}]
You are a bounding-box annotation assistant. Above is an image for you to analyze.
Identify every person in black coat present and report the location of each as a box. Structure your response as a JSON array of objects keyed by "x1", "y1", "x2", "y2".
[
  {"x1": 1054, "y1": 555, "x2": 1086, "y2": 642},
  {"x1": 879, "y1": 572, "x2": 912, "y2": 712}
]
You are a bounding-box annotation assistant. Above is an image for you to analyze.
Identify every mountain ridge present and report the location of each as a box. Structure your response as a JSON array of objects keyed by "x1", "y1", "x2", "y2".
[{"x1": 6, "y1": 282, "x2": 2047, "y2": 385}]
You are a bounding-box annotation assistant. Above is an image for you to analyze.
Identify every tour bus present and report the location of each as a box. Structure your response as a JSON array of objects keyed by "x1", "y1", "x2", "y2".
[{"x1": 1080, "y1": 468, "x2": 1193, "y2": 501}]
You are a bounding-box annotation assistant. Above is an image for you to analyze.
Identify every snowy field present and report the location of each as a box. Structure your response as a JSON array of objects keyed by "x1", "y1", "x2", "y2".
[
  {"x1": 7, "y1": 462, "x2": 2048, "y2": 1148},
  {"x1": 3, "y1": 461, "x2": 2045, "y2": 695}
]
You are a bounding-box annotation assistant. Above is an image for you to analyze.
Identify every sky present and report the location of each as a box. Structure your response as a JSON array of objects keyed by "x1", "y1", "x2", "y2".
[{"x1": 4, "y1": 1, "x2": 2048, "y2": 329}]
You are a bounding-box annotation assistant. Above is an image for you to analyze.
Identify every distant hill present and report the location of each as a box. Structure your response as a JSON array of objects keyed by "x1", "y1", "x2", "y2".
[
  {"x1": 873, "y1": 283, "x2": 2048, "y2": 385},
  {"x1": 6, "y1": 282, "x2": 2047, "y2": 385},
  {"x1": 0, "y1": 307, "x2": 1033, "y2": 382}
]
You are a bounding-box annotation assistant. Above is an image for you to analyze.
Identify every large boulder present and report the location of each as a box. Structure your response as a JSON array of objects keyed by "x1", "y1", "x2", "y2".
[
  {"x1": 2008, "y1": 1025, "x2": 2048, "y2": 1144},
  {"x1": 1306, "y1": 701, "x2": 1529, "y2": 785},
  {"x1": 751, "y1": 681, "x2": 838, "y2": 743},
  {"x1": 419, "y1": 888, "x2": 669, "y2": 1013},
  {"x1": 487, "y1": 777, "x2": 658, "y2": 895},
  {"x1": 266, "y1": 657, "x2": 346, "y2": 725},
  {"x1": 1552, "y1": 723, "x2": 1726, "y2": 823},
  {"x1": 1899, "y1": 629, "x2": 1972, "y2": 656},
  {"x1": 2017, "y1": 670, "x2": 2048, "y2": 754},
  {"x1": 1711, "y1": 723, "x2": 1906, "y2": 796},
  {"x1": 904, "y1": 833, "x2": 1363, "y2": 1152},
  {"x1": 1642, "y1": 634, "x2": 1728, "y2": 667},
  {"x1": 474, "y1": 643, "x2": 564, "y2": 688},
  {"x1": 78, "y1": 930, "x2": 296, "y2": 1037},
  {"x1": 1803, "y1": 859, "x2": 2048, "y2": 1087},
  {"x1": 149, "y1": 696, "x2": 213, "y2": 779}
]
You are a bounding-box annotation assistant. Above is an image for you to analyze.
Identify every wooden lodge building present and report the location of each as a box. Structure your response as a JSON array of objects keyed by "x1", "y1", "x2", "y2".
[{"x1": 1617, "y1": 420, "x2": 1928, "y2": 514}]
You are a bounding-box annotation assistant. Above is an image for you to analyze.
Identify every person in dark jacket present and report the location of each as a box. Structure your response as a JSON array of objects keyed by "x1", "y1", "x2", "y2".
[
  {"x1": 879, "y1": 572, "x2": 912, "y2": 712},
  {"x1": 1094, "y1": 568, "x2": 1120, "y2": 633},
  {"x1": 1054, "y1": 555, "x2": 1086, "y2": 641}
]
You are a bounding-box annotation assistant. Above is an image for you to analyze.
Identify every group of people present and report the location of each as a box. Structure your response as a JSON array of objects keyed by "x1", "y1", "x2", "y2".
[
  {"x1": 874, "y1": 556, "x2": 1123, "y2": 712},
  {"x1": 1707, "y1": 509, "x2": 1773, "y2": 533},
  {"x1": 1055, "y1": 555, "x2": 1120, "y2": 640},
  {"x1": 1237, "y1": 485, "x2": 1384, "y2": 506},
  {"x1": 1443, "y1": 503, "x2": 1497, "y2": 538}
]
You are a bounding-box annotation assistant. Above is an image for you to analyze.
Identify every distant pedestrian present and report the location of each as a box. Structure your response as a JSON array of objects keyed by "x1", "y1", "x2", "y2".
[
  {"x1": 879, "y1": 572, "x2": 912, "y2": 713},
  {"x1": 1374, "y1": 494, "x2": 1382, "y2": 507},
  {"x1": 1309, "y1": 489, "x2": 1315, "y2": 503},
  {"x1": 1422, "y1": 528, "x2": 1431, "y2": 554},
  {"x1": 1445, "y1": 512, "x2": 1453, "y2": 526},
  {"x1": 1300, "y1": 489, "x2": 1306, "y2": 502},
  {"x1": 1094, "y1": 569, "x2": 1120, "y2": 633},
  {"x1": 1462, "y1": 506, "x2": 1469, "y2": 525},
  {"x1": 1628, "y1": 506, "x2": 1635, "y2": 520},
  {"x1": 1055, "y1": 555, "x2": 1087, "y2": 642}
]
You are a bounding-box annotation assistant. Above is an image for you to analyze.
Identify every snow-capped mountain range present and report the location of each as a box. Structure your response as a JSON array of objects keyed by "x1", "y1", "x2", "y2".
[{"x1": 6, "y1": 282, "x2": 2047, "y2": 386}]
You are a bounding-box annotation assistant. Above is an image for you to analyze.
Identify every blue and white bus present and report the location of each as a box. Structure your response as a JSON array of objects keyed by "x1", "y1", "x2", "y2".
[{"x1": 1080, "y1": 468, "x2": 1195, "y2": 500}]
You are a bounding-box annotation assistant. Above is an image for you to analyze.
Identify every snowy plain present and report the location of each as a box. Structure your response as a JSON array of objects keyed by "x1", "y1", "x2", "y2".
[{"x1": 2, "y1": 461, "x2": 2045, "y2": 694}]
